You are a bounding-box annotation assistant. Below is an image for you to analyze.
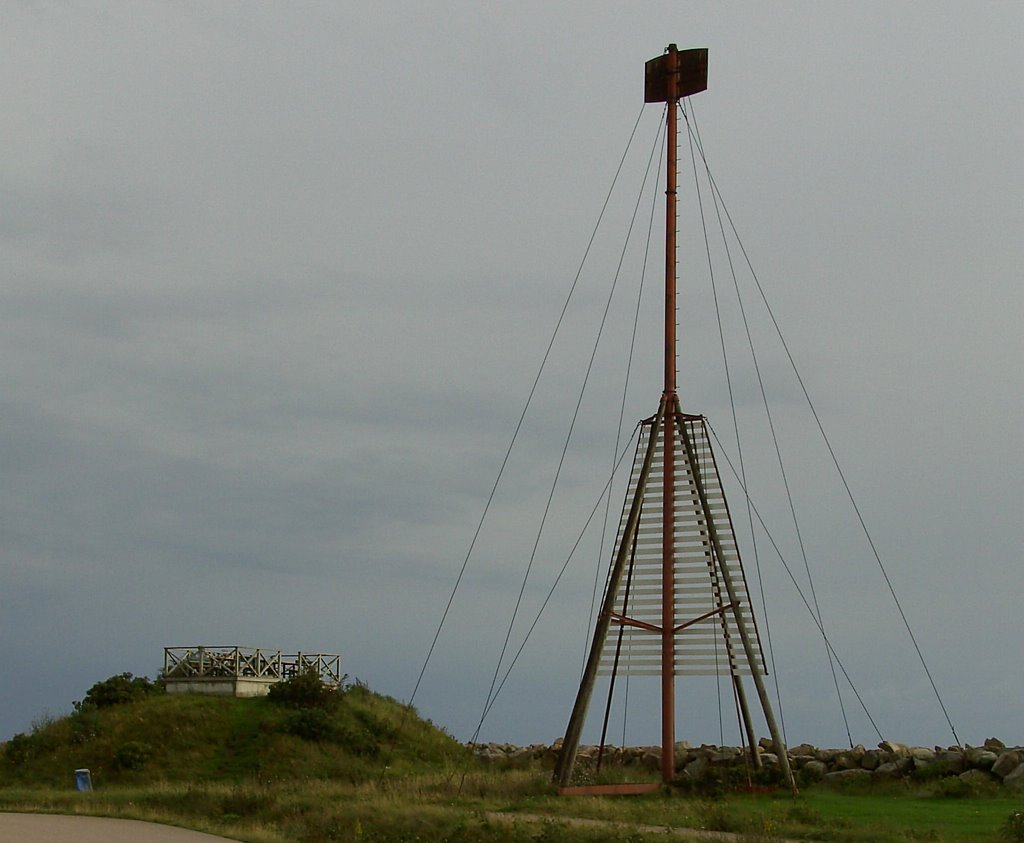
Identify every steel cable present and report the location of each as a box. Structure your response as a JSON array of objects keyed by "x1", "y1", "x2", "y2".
[
  {"x1": 707, "y1": 423, "x2": 885, "y2": 742},
  {"x1": 686, "y1": 104, "x2": 854, "y2": 746},
  {"x1": 473, "y1": 107, "x2": 666, "y2": 741},
  {"x1": 682, "y1": 112, "x2": 960, "y2": 748},
  {"x1": 405, "y1": 105, "x2": 647, "y2": 714},
  {"x1": 582, "y1": 107, "x2": 667, "y2": 676}
]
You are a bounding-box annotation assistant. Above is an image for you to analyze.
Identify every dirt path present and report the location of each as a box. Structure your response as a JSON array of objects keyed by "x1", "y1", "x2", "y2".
[
  {"x1": 0, "y1": 813, "x2": 240, "y2": 842},
  {"x1": 485, "y1": 811, "x2": 808, "y2": 841}
]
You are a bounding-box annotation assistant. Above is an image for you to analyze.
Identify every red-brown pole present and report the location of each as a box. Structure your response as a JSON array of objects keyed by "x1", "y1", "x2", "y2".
[{"x1": 660, "y1": 43, "x2": 680, "y2": 786}]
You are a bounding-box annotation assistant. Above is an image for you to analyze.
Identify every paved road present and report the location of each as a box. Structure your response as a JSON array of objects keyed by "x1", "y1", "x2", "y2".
[{"x1": 0, "y1": 813, "x2": 240, "y2": 842}]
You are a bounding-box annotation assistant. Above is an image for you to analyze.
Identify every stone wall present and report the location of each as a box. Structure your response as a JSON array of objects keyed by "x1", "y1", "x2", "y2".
[{"x1": 470, "y1": 737, "x2": 1024, "y2": 789}]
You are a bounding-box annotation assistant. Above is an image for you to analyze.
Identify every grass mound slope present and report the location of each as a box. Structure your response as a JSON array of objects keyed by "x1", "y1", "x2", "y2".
[
  {"x1": 4, "y1": 675, "x2": 1024, "y2": 841},
  {"x1": 1, "y1": 675, "x2": 465, "y2": 789}
]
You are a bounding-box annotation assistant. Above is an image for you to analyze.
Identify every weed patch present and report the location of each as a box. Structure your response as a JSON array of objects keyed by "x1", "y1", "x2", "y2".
[{"x1": 1003, "y1": 809, "x2": 1024, "y2": 843}]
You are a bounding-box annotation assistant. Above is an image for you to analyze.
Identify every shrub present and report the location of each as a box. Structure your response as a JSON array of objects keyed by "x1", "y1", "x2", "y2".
[
  {"x1": 3, "y1": 733, "x2": 35, "y2": 765},
  {"x1": 282, "y1": 709, "x2": 341, "y2": 742},
  {"x1": 911, "y1": 759, "x2": 953, "y2": 782},
  {"x1": 672, "y1": 763, "x2": 756, "y2": 796},
  {"x1": 1002, "y1": 810, "x2": 1024, "y2": 843},
  {"x1": 113, "y1": 740, "x2": 152, "y2": 771},
  {"x1": 74, "y1": 673, "x2": 163, "y2": 712},
  {"x1": 932, "y1": 775, "x2": 983, "y2": 799},
  {"x1": 69, "y1": 710, "x2": 101, "y2": 744},
  {"x1": 267, "y1": 668, "x2": 342, "y2": 710},
  {"x1": 278, "y1": 709, "x2": 380, "y2": 756},
  {"x1": 337, "y1": 724, "x2": 380, "y2": 757}
]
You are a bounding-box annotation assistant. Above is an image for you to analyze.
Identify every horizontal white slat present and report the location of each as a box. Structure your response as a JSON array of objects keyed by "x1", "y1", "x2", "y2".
[{"x1": 594, "y1": 416, "x2": 765, "y2": 677}]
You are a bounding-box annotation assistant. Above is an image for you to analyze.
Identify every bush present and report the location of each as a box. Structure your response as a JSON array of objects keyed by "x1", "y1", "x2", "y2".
[
  {"x1": 69, "y1": 710, "x2": 101, "y2": 745},
  {"x1": 672, "y1": 763, "x2": 758, "y2": 796},
  {"x1": 3, "y1": 733, "x2": 35, "y2": 765},
  {"x1": 282, "y1": 709, "x2": 341, "y2": 742},
  {"x1": 74, "y1": 673, "x2": 163, "y2": 712},
  {"x1": 337, "y1": 724, "x2": 381, "y2": 757},
  {"x1": 911, "y1": 759, "x2": 954, "y2": 782},
  {"x1": 267, "y1": 668, "x2": 342, "y2": 710},
  {"x1": 1002, "y1": 809, "x2": 1024, "y2": 843},
  {"x1": 278, "y1": 709, "x2": 380, "y2": 756},
  {"x1": 113, "y1": 740, "x2": 152, "y2": 771},
  {"x1": 932, "y1": 775, "x2": 977, "y2": 799}
]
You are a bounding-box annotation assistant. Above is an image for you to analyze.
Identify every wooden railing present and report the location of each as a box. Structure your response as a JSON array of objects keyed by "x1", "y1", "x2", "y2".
[{"x1": 163, "y1": 646, "x2": 341, "y2": 685}]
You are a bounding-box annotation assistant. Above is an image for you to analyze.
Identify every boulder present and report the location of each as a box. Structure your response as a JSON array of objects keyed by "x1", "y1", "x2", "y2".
[
  {"x1": 709, "y1": 746, "x2": 740, "y2": 765},
  {"x1": 474, "y1": 744, "x2": 507, "y2": 762},
  {"x1": 860, "y1": 751, "x2": 881, "y2": 771},
  {"x1": 992, "y1": 750, "x2": 1022, "y2": 779},
  {"x1": 683, "y1": 755, "x2": 709, "y2": 780},
  {"x1": 880, "y1": 740, "x2": 910, "y2": 756},
  {"x1": 936, "y1": 750, "x2": 965, "y2": 773},
  {"x1": 508, "y1": 747, "x2": 534, "y2": 763},
  {"x1": 802, "y1": 760, "x2": 828, "y2": 780},
  {"x1": 825, "y1": 768, "x2": 872, "y2": 783},
  {"x1": 603, "y1": 745, "x2": 624, "y2": 762},
  {"x1": 540, "y1": 747, "x2": 560, "y2": 769},
  {"x1": 965, "y1": 747, "x2": 998, "y2": 770},
  {"x1": 640, "y1": 748, "x2": 661, "y2": 771},
  {"x1": 913, "y1": 757, "x2": 942, "y2": 778},
  {"x1": 958, "y1": 768, "x2": 994, "y2": 785},
  {"x1": 874, "y1": 762, "x2": 901, "y2": 778},
  {"x1": 1002, "y1": 763, "x2": 1024, "y2": 790},
  {"x1": 835, "y1": 753, "x2": 859, "y2": 770},
  {"x1": 462, "y1": 739, "x2": 1022, "y2": 784}
]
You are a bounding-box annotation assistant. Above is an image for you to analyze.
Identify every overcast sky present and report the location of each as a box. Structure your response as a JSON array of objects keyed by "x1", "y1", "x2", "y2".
[{"x1": 2, "y1": 2, "x2": 1021, "y2": 753}]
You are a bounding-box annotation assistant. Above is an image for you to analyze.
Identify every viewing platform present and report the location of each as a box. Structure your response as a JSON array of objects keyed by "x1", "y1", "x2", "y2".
[{"x1": 163, "y1": 646, "x2": 341, "y2": 697}]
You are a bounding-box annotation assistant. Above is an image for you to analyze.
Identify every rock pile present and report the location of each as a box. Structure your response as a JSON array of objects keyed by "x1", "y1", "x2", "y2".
[{"x1": 470, "y1": 736, "x2": 1024, "y2": 788}]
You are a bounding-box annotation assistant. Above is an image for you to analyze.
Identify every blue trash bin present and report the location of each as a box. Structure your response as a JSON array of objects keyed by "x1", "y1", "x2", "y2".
[{"x1": 74, "y1": 768, "x2": 92, "y2": 791}]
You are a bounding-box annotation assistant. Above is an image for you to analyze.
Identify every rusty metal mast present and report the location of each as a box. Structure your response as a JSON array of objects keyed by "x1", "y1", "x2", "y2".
[
  {"x1": 554, "y1": 45, "x2": 797, "y2": 795},
  {"x1": 659, "y1": 42, "x2": 682, "y2": 789}
]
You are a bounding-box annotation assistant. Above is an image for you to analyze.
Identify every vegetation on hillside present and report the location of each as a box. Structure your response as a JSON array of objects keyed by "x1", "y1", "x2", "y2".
[
  {"x1": 3, "y1": 672, "x2": 1024, "y2": 841},
  {"x1": 73, "y1": 672, "x2": 165, "y2": 712},
  {"x1": 1, "y1": 673, "x2": 465, "y2": 789}
]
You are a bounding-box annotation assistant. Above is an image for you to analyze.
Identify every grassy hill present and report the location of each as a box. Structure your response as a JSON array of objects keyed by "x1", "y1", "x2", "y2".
[
  {"x1": 0, "y1": 680, "x2": 466, "y2": 789},
  {"x1": 3, "y1": 678, "x2": 1023, "y2": 842}
]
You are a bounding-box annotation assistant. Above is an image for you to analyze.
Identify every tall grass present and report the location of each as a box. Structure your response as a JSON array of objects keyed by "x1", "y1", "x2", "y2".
[
  {"x1": 1, "y1": 684, "x2": 467, "y2": 789},
  {"x1": 4, "y1": 688, "x2": 1023, "y2": 841}
]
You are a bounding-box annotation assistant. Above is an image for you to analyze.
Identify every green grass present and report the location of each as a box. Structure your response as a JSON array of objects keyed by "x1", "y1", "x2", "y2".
[
  {"x1": 2, "y1": 775, "x2": 1021, "y2": 842},
  {"x1": 3, "y1": 688, "x2": 1022, "y2": 841},
  {"x1": 512, "y1": 786, "x2": 1023, "y2": 842},
  {"x1": 0, "y1": 683, "x2": 467, "y2": 788}
]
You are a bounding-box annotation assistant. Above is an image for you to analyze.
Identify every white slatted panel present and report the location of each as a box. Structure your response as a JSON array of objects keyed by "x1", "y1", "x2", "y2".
[{"x1": 597, "y1": 415, "x2": 764, "y2": 677}]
